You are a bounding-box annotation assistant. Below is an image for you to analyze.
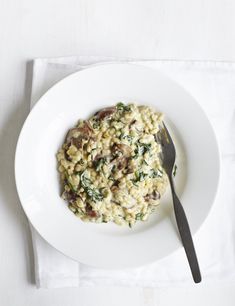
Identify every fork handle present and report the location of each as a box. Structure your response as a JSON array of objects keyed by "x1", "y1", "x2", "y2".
[{"x1": 169, "y1": 175, "x2": 202, "y2": 283}]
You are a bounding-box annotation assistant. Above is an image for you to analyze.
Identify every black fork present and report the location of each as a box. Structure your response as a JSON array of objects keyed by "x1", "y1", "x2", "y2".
[{"x1": 157, "y1": 122, "x2": 201, "y2": 283}]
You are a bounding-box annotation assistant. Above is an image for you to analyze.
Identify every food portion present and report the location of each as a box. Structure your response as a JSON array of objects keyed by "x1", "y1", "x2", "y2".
[{"x1": 57, "y1": 103, "x2": 168, "y2": 226}]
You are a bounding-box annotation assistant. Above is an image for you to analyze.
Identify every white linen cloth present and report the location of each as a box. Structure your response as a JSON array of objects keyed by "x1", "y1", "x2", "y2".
[{"x1": 29, "y1": 56, "x2": 235, "y2": 288}]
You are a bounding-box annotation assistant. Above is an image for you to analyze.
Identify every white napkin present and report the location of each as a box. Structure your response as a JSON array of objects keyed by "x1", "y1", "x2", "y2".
[{"x1": 29, "y1": 56, "x2": 235, "y2": 288}]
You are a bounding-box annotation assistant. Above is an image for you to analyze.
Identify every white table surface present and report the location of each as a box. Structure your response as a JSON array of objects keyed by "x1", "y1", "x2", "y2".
[{"x1": 1, "y1": 0, "x2": 235, "y2": 305}]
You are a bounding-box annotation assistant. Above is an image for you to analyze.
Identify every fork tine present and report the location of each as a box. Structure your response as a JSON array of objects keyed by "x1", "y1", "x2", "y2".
[
  {"x1": 155, "y1": 130, "x2": 162, "y2": 143},
  {"x1": 158, "y1": 123, "x2": 169, "y2": 146},
  {"x1": 162, "y1": 122, "x2": 173, "y2": 145}
]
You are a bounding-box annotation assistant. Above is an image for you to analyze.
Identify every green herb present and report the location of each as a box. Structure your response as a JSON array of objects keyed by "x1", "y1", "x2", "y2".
[
  {"x1": 124, "y1": 135, "x2": 134, "y2": 144},
  {"x1": 67, "y1": 181, "x2": 76, "y2": 192},
  {"x1": 140, "y1": 143, "x2": 151, "y2": 154},
  {"x1": 116, "y1": 102, "x2": 131, "y2": 112},
  {"x1": 135, "y1": 213, "x2": 144, "y2": 221},
  {"x1": 80, "y1": 172, "x2": 92, "y2": 187},
  {"x1": 80, "y1": 172, "x2": 103, "y2": 202},
  {"x1": 74, "y1": 208, "x2": 85, "y2": 216},
  {"x1": 85, "y1": 188, "x2": 103, "y2": 201},
  {"x1": 92, "y1": 119, "x2": 100, "y2": 129},
  {"x1": 132, "y1": 171, "x2": 148, "y2": 184},
  {"x1": 133, "y1": 142, "x2": 151, "y2": 159},
  {"x1": 150, "y1": 168, "x2": 163, "y2": 178},
  {"x1": 128, "y1": 222, "x2": 132, "y2": 228},
  {"x1": 142, "y1": 159, "x2": 148, "y2": 166},
  {"x1": 94, "y1": 157, "x2": 107, "y2": 171},
  {"x1": 131, "y1": 180, "x2": 139, "y2": 187},
  {"x1": 173, "y1": 164, "x2": 177, "y2": 177},
  {"x1": 119, "y1": 133, "x2": 134, "y2": 144},
  {"x1": 64, "y1": 171, "x2": 77, "y2": 192},
  {"x1": 118, "y1": 131, "x2": 124, "y2": 139},
  {"x1": 138, "y1": 172, "x2": 148, "y2": 182}
]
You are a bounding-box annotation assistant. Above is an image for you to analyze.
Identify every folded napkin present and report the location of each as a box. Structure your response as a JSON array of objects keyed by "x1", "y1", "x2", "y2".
[{"x1": 29, "y1": 56, "x2": 235, "y2": 288}]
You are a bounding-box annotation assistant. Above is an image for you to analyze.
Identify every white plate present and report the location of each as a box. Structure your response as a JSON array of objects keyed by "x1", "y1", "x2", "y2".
[{"x1": 15, "y1": 64, "x2": 220, "y2": 269}]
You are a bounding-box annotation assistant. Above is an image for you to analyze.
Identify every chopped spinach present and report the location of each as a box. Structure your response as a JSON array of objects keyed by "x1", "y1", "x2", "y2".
[
  {"x1": 80, "y1": 172, "x2": 103, "y2": 202},
  {"x1": 173, "y1": 164, "x2": 177, "y2": 177},
  {"x1": 80, "y1": 172, "x2": 92, "y2": 187},
  {"x1": 94, "y1": 157, "x2": 107, "y2": 171},
  {"x1": 150, "y1": 168, "x2": 163, "y2": 178},
  {"x1": 108, "y1": 175, "x2": 115, "y2": 181},
  {"x1": 140, "y1": 143, "x2": 151, "y2": 154},
  {"x1": 142, "y1": 159, "x2": 148, "y2": 166},
  {"x1": 111, "y1": 165, "x2": 116, "y2": 173},
  {"x1": 116, "y1": 102, "x2": 131, "y2": 112},
  {"x1": 85, "y1": 188, "x2": 103, "y2": 201},
  {"x1": 67, "y1": 181, "x2": 76, "y2": 192},
  {"x1": 119, "y1": 133, "x2": 134, "y2": 144},
  {"x1": 131, "y1": 180, "x2": 139, "y2": 187},
  {"x1": 92, "y1": 119, "x2": 100, "y2": 129},
  {"x1": 135, "y1": 213, "x2": 144, "y2": 221},
  {"x1": 132, "y1": 171, "x2": 148, "y2": 184},
  {"x1": 64, "y1": 171, "x2": 77, "y2": 192},
  {"x1": 138, "y1": 172, "x2": 148, "y2": 182},
  {"x1": 131, "y1": 168, "x2": 163, "y2": 186},
  {"x1": 133, "y1": 142, "x2": 151, "y2": 159}
]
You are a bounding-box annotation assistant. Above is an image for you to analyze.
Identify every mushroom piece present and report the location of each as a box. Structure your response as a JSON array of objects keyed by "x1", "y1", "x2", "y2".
[
  {"x1": 66, "y1": 128, "x2": 80, "y2": 143},
  {"x1": 87, "y1": 210, "x2": 98, "y2": 218},
  {"x1": 66, "y1": 120, "x2": 94, "y2": 149},
  {"x1": 85, "y1": 203, "x2": 98, "y2": 218},
  {"x1": 78, "y1": 120, "x2": 93, "y2": 135},
  {"x1": 110, "y1": 185, "x2": 118, "y2": 193},
  {"x1": 111, "y1": 143, "x2": 132, "y2": 156},
  {"x1": 144, "y1": 190, "x2": 160, "y2": 201},
  {"x1": 125, "y1": 164, "x2": 134, "y2": 174},
  {"x1": 111, "y1": 143, "x2": 132, "y2": 170},
  {"x1": 66, "y1": 121, "x2": 93, "y2": 144},
  {"x1": 116, "y1": 156, "x2": 129, "y2": 170},
  {"x1": 71, "y1": 135, "x2": 89, "y2": 149},
  {"x1": 110, "y1": 180, "x2": 120, "y2": 192},
  {"x1": 95, "y1": 106, "x2": 116, "y2": 120},
  {"x1": 62, "y1": 190, "x2": 78, "y2": 203},
  {"x1": 93, "y1": 154, "x2": 103, "y2": 162}
]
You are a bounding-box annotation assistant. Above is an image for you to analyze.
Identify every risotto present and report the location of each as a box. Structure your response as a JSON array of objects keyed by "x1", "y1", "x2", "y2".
[{"x1": 57, "y1": 103, "x2": 168, "y2": 227}]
